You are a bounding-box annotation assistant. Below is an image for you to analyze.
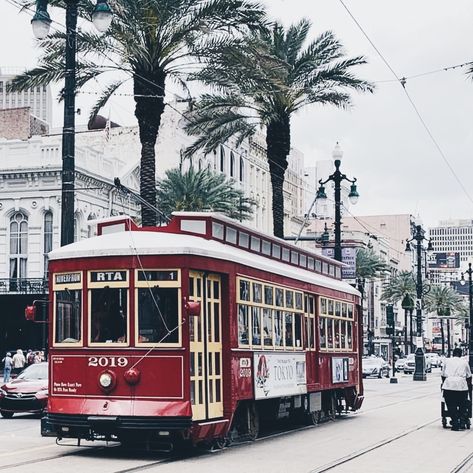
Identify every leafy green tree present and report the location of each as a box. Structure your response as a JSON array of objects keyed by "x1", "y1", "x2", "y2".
[
  {"x1": 11, "y1": 0, "x2": 266, "y2": 227},
  {"x1": 381, "y1": 271, "x2": 416, "y2": 304},
  {"x1": 156, "y1": 167, "x2": 255, "y2": 220},
  {"x1": 185, "y1": 20, "x2": 373, "y2": 237},
  {"x1": 424, "y1": 285, "x2": 466, "y2": 355},
  {"x1": 356, "y1": 248, "x2": 389, "y2": 280}
]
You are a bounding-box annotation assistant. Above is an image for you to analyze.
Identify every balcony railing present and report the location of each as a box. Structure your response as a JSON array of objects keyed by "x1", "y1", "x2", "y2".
[{"x1": 0, "y1": 278, "x2": 48, "y2": 294}]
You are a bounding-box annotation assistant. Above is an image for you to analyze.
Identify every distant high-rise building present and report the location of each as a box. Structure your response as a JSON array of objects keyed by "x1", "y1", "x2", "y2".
[
  {"x1": 429, "y1": 219, "x2": 473, "y2": 263},
  {"x1": 0, "y1": 68, "x2": 52, "y2": 125}
]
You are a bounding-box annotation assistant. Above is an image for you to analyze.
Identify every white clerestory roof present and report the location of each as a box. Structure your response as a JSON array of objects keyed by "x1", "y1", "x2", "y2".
[{"x1": 49, "y1": 231, "x2": 360, "y2": 298}]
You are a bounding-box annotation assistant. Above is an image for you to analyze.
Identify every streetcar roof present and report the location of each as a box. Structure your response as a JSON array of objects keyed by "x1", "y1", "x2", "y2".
[{"x1": 49, "y1": 230, "x2": 359, "y2": 297}]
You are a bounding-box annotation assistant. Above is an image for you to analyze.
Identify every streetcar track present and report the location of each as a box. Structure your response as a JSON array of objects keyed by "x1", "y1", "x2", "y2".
[
  {"x1": 308, "y1": 417, "x2": 440, "y2": 473},
  {"x1": 452, "y1": 450, "x2": 473, "y2": 473}
]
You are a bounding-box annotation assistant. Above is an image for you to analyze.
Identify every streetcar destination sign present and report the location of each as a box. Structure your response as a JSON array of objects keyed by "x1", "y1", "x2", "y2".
[
  {"x1": 55, "y1": 273, "x2": 81, "y2": 284},
  {"x1": 90, "y1": 271, "x2": 127, "y2": 282}
]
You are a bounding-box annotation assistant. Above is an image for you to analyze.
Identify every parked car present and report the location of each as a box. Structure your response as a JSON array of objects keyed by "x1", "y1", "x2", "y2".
[
  {"x1": 362, "y1": 356, "x2": 390, "y2": 378},
  {"x1": 0, "y1": 362, "x2": 48, "y2": 418},
  {"x1": 426, "y1": 352, "x2": 442, "y2": 368},
  {"x1": 395, "y1": 357, "x2": 406, "y2": 372},
  {"x1": 403, "y1": 353, "x2": 432, "y2": 374}
]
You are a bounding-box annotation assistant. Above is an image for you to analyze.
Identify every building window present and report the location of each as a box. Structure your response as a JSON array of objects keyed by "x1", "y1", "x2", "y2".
[
  {"x1": 239, "y1": 156, "x2": 244, "y2": 182},
  {"x1": 10, "y1": 212, "x2": 28, "y2": 283},
  {"x1": 44, "y1": 211, "x2": 53, "y2": 276}
]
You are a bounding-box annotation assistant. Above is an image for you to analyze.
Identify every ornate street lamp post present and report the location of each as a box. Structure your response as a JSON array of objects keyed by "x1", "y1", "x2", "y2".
[
  {"x1": 315, "y1": 143, "x2": 359, "y2": 262},
  {"x1": 405, "y1": 224, "x2": 433, "y2": 381},
  {"x1": 460, "y1": 263, "x2": 473, "y2": 370},
  {"x1": 31, "y1": 0, "x2": 113, "y2": 246}
]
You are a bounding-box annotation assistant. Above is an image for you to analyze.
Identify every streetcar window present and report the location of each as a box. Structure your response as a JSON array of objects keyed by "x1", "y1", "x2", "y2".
[
  {"x1": 262, "y1": 240, "x2": 271, "y2": 255},
  {"x1": 315, "y1": 260, "x2": 322, "y2": 272},
  {"x1": 295, "y1": 292, "x2": 303, "y2": 310},
  {"x1": 90, "y1": 287, "x2": 127, "y2": 344},
  {"x1": 329, "y1": 265, "x2": 335, "y2": 277},
  {"x1": 307, "y1": 257, "x2": 314, "y2": 270},
  {"x1": 240, "y1": 280, "x2": 250, "y2": 301},
  {"x1": 334, "y1": 320, "x2": 341, "y2": 349},
  {"x1": 137, "y1": 287, "x2": 179, "y2": 344},
  {"x1": 285, "y1": 290, "x2": 294, "y2": 308},
  {"x1": 212, "y1": 222, "x2": 224, "y2": 240},
  {"x1": 347, "y1": 322, "x2": 353, "y2": 349},
  {"x1": 55, "y1": 289, "x2": 81, "y2": 343},
  {"x1": 238, "y1": 305, "x2": 249, "y2": 345},
  {"x1": 291, "y1": 251, "x2": 299, "y2": 265},
  {"x1": 284, "y1": 313, "x2": 294, "y2": 347},
  {"x1": 336, "y1": 267, "x2": 341, "y2": 279},
  {"x1": 251, "y1": 307, "x2": 262, "y2": 346},
  {"x1": 335, "y1": 301, "x2": 341, "y2": 317},
  {"x1": 239, "y1": 232, "x2": 249, "y2": 248},
  {"x1": 275, "y1": 288, "x2": 284, "y2": 307},
  {"x1": 264, "y1": 286, "x2": 273, "y2": 305},
  {"x1": 282, "y1": 248, "x2": 290, "y2": 262},
  {"x1": 322, "y1": 262, "x2": 328, "y2": 274},
  {"x1": 294, "y1": 313, "x2": 302, "y2": 348},
  {"x1": 341, "y1": 320, "x2": 347, "y2": 349},
  {"x1": 226, "y1": 227, "x2": 237, "y2": 244},
  {"x1": 250, "y1": 236, "x2": 260, "y2": 252},
  {"x1": 326, "y1": 319, "x2": 334, "y2": 349},
  {"x1": 300, "y1": 254, "x2": 307, "y2": 268},
  {"x1": 319, "y1": 319, "x2": 326, "y2": 349},
  {"x1": 320, "y1": 298, "x2": 327, "y2": 315},
  {"x1": 272, "y1": 244, "x2": 281, "y2": 259},
  {"x1": 327, "y1": 299, "x2": 334, "y2": 316},
  {"x1": 274, "y1": 310, "x2": 283, "y2": 346},
  {"x1": 263, "y1": 308, "x2": 273, "y2": 346},
  {"x1": 342, "y1": 303, "x2": 347, "y2": 318},
  {"x1": 252, "y1": 282, "x2": 262, "y2": 303},
  {"x1": 348, "y1": 304, "x2": 354, "y2": 318}
]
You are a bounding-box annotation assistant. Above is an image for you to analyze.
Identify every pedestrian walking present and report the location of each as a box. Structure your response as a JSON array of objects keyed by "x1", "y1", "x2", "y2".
[
  {"x1": 12, "y1": 349, "x2": 25, "y2": 376},
  {"x1": 2, "y1": 352, "x2": 13, "y2": 383},
  {"x1": 442, "y1": 347, "x2": 472, "y2": 431},
  {"x1": 26, "y1": 349, "x2": 35, "y2": 366}
]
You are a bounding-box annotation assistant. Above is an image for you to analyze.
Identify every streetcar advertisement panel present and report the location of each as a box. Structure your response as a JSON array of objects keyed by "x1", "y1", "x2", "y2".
[{"x1": 254, "y1": 352, "x2": 307, "y2": 399}]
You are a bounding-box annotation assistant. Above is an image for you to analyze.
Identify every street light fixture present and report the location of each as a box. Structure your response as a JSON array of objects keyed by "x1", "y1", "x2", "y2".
[
  {"x1": 405, "y1": 224, "x2": 433, "y2": 381},
  {"x1": 316, "y1": 143, "x2": 359, "y2": 262},
  {"x1": 460, "y1": 263, "x2": 473, "y2": 370},
  {"x1": 31, "y1": 0, "x2": 113, "y2": 246}
]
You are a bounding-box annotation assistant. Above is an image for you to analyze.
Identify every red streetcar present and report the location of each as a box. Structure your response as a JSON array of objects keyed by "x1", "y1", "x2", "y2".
[{"x1": 39, "y1": 212, "x2": 363, "y2": 448}]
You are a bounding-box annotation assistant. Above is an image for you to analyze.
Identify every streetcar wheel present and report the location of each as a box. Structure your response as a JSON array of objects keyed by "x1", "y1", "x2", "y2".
[
  {"x1": 306, "y1": 410, "x2": 321, "y2": 426},
  {"x1": 442, "y1": 418, "x2": 447, "y2": 428},
  {"x1": 0, "y1": 411, "x2": 13, "y2": 419}
]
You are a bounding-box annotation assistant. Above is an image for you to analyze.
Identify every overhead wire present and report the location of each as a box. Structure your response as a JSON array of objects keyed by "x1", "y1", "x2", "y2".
[{"x1": 338, "y1": 0, "x2": 473, "y2": 208}]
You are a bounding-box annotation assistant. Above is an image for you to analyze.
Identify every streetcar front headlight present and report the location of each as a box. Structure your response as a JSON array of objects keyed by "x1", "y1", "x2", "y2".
[{"x1": 98, "y1": 371, "x2": 116, "y2": 391}]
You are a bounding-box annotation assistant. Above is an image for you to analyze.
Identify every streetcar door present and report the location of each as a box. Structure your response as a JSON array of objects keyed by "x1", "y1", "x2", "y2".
[{"x1": 189, "y1": 271, "x2": 223, "y2": 420}]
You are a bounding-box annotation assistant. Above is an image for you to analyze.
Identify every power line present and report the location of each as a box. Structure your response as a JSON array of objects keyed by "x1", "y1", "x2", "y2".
[{"x1": 338, "y1": 0, "x2": 473, "y2": 209}]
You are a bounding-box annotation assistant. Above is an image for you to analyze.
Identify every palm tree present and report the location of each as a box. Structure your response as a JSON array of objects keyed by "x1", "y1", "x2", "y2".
[
  {"x1": 355, "y1": 248, "x2": 388, "y2": 355},
  {"x1": 184, "y1": 20, "x2": 373, "y2": 238},
  {"x1": 424, "y1": 285, "x2": 466, "y2": 356},
  {"x1": 156, "y1": 167, "x2": 255, "y2": 221},
  {"x1": 10, "y1": 0, "x2": 266, "y2": 227},
  {"x1": 381, "y1": 271, "x2": 416, "y2": 354}
]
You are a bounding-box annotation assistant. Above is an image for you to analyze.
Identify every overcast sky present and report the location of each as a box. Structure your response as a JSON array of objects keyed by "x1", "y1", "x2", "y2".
[{"x1": 1, "y1": 0, "x2": 472, "y2": 228}]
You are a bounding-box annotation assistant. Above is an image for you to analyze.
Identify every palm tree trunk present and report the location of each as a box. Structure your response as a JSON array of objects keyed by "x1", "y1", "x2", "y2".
[
  {"x1": 447, "y1": 320, "x2": 451, "y2": 357},
  {"x1": 133, "y1": 70, "x2": 166, "y2": 227},
  {"x1": 266, "y1": 116, "x2": 291, "y2": 238}
]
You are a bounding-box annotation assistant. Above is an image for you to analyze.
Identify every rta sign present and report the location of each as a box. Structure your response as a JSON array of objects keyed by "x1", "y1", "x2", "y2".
[{"x1": 90, "y1": 271, "x2": 127, "y2": 283}]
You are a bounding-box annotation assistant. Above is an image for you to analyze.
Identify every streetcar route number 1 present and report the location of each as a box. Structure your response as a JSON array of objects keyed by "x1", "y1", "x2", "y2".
[{"x1": 88, "y1": 356, "x2": 129, "y2": 367}]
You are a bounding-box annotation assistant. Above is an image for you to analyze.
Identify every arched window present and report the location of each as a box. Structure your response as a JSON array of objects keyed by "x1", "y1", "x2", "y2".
[
  {"x1": 74, "y1": 213, "x2": 81, "y2": 242},
  {"x1": 44, "y1": 211, "x2": 53, "y2": 276},
  {"x1": 239, "y1": 156, "x2": 245, "y2": 182},
  {"x1": 230, "y1": 152, "x2": 235, "y2": 177},
  {"x1": 10, "y1": 212, "x2": 28, "y2": 283},
  {"x1": 88, "y1": 213, "x2": 97, "y2": 238},
  {"x1": 220, "y1": 146, "x2": 225, "y2": 173}
]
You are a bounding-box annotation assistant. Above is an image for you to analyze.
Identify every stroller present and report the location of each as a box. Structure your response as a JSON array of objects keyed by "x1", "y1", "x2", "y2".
[{"x1": 441, "y1": 387, "x2": 472, "y2": 429}]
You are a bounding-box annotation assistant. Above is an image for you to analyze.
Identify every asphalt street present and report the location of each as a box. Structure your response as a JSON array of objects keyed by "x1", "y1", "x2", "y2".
[{"x1": 0, "y1": 370, "x2": 471, "y2": 473}]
